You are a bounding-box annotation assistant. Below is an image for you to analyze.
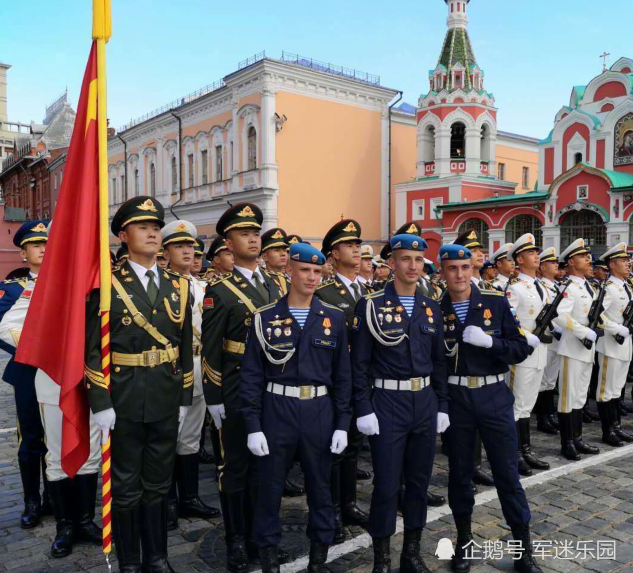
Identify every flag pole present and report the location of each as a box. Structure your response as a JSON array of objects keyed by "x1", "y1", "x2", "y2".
[{"x1": 93, "y1": 0, "x2": 113, "y2": 567}]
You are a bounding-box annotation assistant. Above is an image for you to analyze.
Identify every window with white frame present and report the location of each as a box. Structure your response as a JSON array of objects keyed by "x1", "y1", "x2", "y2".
[
  {"x1": 188, "y1": 154, "x2": 194, "y2": 188},
  {"x1": 150, "y1": 163, "x2": 156, "y2": 197},
  {"x1": 498, "y1": 163, "x2": 506, "y2": 181},
  {"x1": 120, "y1": 175, "x2": 126, "y2": 201},
  {"x1": 430, "y1": 197, "x2": 443, "y2": 219},
  {"x1": 247, "y1": 127, "x2": 257, "y2": 170},
  {"x1": 215, "y1": 146, "x2": 223, "y2": 182},
  {"x1": 171, "y1": 156, "x2": 177, "y2": 191},
  {"x1": 412, "y1": 200, "x2": 425, "y2": 220},
  {"x1": 522, "y1": 167, "x2": 529, "y2": 189},
  {"x1": 134, "y1": 169, "x2": 139, "y2": 196},
  {"x1": 201, "y1": 150, "x2": 208, "y2": 184}
]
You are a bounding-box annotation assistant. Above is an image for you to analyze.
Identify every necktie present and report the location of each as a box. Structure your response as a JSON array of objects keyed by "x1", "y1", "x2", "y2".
[
  {"x1": 350, "y1": 282, "x2": 361, "y2": 302},
  {"x1": 625, "y1": 283, "x2": 632, "y2": 301},
  {"x1": 534, "y1": 280, "x2": 544, "y2": 302},
  {"x1": 585, "y1": 282, "x2": 595, "y2": 297},
  {"x1": 146, "y1": 270, "x2": 159, "y2": 304},
  {"x1": 254, "y1": 273, "x2": 269, "y2": 302}
]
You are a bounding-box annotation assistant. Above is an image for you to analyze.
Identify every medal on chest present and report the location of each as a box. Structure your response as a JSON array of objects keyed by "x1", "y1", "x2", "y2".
[{"x1": 483, "y1": 308, "x2": 492, "y2": 326}]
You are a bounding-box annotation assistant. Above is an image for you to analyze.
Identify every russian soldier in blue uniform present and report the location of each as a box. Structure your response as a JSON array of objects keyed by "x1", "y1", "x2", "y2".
[
  {"x1": 351, "y1": 234, "x2": 450, "y2": 573},
  {"x1": 438, "y1": 244, "x2": 542, "y2": 573},
  {"x1": 240, "y1": 242, "x2": 352, "y2": 573},
  {"x1": 0, "y1": 221, "x2": 51, "y2": 529}
]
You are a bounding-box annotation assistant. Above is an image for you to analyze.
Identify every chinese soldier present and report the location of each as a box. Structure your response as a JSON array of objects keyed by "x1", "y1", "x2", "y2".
[
  {"x1": 316, "y1": 219, "x2": 370, "y2": 541},
  {"x1": 439, "y1": 244, "x2": 541, "y2": 573},
  {"x1": 207, "y1": 235, "x2": 235, "y2": 276},
  {"x1": 352, "y1": 234, "x2": 449, "y2": 573},
  {"x1": 85, "y1": 197, "x2": 194, "y2": 573},
  {"x1": 191, "y1": 237, "x2": 205, "y2": 278},
  {"x1": 161, "y1": 221, "x2": 220, "y2": 529},
  {"x1": 201, "y1": 203, "x2": 286, "y2": 572},
  {"x1": 0, "y1": 222, "x2": 52, "y2": 529},
  {"x1": 260, "y1": 227, "x2": 290, "y2": 293},
  {"x1": 490, "y1": 243, "x2": 515, "y2": 292},
  {"x1": 241, "y1": 242, "x2": 352, "y2": 573}
]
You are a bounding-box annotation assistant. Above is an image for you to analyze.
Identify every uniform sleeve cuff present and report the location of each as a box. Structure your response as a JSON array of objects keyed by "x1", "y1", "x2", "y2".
[
  {"x1": 437, "y1": 400, "x2": 449, "y2": 415},
  {"x1": 245, "y1": 419, "x2": 262, "y2": 434},
  {"x1": 355, "y1": 401, "x2": 374, "y2": 418},
  {"x1": 336, "y1": 414, "x2": 352, "y2": 432}
]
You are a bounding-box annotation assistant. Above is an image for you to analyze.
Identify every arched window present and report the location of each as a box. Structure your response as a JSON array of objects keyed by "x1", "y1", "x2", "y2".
[
  {"x1": 560, "y1": 210, "x2": 607, "y2": 258},
  {"x1": 505, "y1": 214, "x2": 542, "y2": 247},
  {"x1": 458, "y1": 217, "x2": 489, "y2": 250},
  {"x1": 480, "y1": 124, "x2": 491, "y2": 162},
  {"x1": 247, "y1": 127, "x2": 257, "y2": 170},
  {"x1": 120, "y1": 175, "x2": 126, "y2": 202},
  {"x1": 171, "y1": 156, "x2": 177, "y2": 191},
  {"x1": 420, "y1": 125, "x2": 436, "y2": 163},
  {"x1": 134, "y1": 169, "x2": 139, "y2": 196},
  {"x1": 450, "y1": 122, "x2": 466, "y2": 159},
  {"x1": 150, "y1": 163, "x2": 156, "y2": 197},
  {"x1": 574, "y1": 152, "x2": 583, "y2": 165}
]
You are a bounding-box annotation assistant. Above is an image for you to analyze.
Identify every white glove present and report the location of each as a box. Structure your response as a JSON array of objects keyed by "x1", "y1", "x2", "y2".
[
  {"x1": 526, "y1": 332, "x2": 540, "y2": 349},
  {"x1": 357, "y1": 413, "x2": 380, "y2": 436},
  {"x1": 584, "y1": 329, "x2": 598, "y2": 343},
  {"x1": 330, "y1": 430, "x2": 348, "y2": 454},
  {"x1": 207, "y1": 404, "x2": 226, "y2": 429},
  {"x1": 552, "y1": 324, "x2": 564, "y2": 335},
  {"x1": 617, "y1": 325, "x2": 631, "y2": 339},
  {"x1": 178, "y1": 406, "x2": 189, "y2": 436},
  {"x1": 463, "y1": 325, "x2": 493, "y2": 348},
  {"x1": 93, "y1": 408, "x2": 116, "y2": 445},
  {"x1": 437, "y1": 412, "x2": 450, "y2": 434},
  {"x1": 247, "y1": 432, "x2": 269, "y2": 456}
]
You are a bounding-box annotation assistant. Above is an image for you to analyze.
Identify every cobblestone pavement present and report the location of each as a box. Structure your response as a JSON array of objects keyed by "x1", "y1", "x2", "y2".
[{"x1": 1, "y1": 352, "x2": 633, "y2": 572}]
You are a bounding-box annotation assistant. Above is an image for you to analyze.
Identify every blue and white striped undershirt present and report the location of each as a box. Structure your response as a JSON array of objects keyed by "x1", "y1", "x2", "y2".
[
  {"x1": 452, "y1": 301, "x2": 470, "y2": 323},
  {"x1": 398, "y1": 296, "x2": 415, "y2": 317},
  {"x1": 289, "y1": 308, "x2": 310, "y2": 329}
]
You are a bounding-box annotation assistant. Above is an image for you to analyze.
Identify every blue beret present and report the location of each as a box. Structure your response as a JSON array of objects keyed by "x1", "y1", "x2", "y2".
[
  {"x1": 290, "y1": 243, "x2": 326, "y2": 265},
  {"x1": 14, "y1": 220, "x2": 49, "y2": 248},
  {"x1": 439, "y1": 244, "x2": 472, "y2": 261},
  {"x1": 390, "y1": 234, "x2": 428, "y2": 252}
]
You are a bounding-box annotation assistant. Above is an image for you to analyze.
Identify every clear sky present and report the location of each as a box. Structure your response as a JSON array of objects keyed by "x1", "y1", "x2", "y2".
[{"x1": 1, "y1": 0, "x2": 630, "y2": 139}]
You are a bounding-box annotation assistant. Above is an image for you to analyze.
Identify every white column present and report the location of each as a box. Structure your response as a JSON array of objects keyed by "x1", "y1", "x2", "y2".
[
  {"x1": 380, "y1": 108, "x2": 390, "y2": 241},
  {"x1": 435, "y1": 127, "x2": 452, "y2": 177},
  {"x1": 541, "y1": 225, "x2": 560, "y2": 253},
  {"x1": 488, "y1": 134, "x2": 497, "y2": 179},
  {"x1": 465, "y1": 127, "x2": 481, "y2": 176},
  {"x1": 260, "y1": 89, "x2": 278, "y2": 190},
  {"x1": 487, "y1": 229, "x2": 506, "y2": 255}
]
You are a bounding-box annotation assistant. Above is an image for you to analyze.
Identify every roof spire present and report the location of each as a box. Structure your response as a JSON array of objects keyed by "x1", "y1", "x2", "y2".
[{"x1": 446, "y1": 0, "x2": 469, "y2": 30}]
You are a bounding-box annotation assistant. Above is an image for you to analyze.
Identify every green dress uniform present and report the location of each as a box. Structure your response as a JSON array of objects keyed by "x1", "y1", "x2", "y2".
[
  {"x1": 314, "y1": 219, "x2": 371, "y2": 540},
  {"x1": 84, "y1": 196, "x2": 194, "y2": 573},
  {"x1": 201, "y1": 203, "x2": 285, "y2": 573}
]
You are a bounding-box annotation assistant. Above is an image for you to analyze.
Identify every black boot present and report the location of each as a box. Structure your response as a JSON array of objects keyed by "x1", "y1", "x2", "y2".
[
  {"x1": 558, "y1": 412, "x2": 580, "y2": 460},
  {"x1": 283, "y1": 474, "x2": 306, "y2": 497},
  {"x1": 341, "y1": 457, "x2": 369, "y2": 526},
  {"x1": 48, "y1": 478, "x2": 75, "y2": 558},
  {"x1": 452, "y1": 516, "x2": 473, "y2": 573},
  {"x1": 612, "y1": 398, "x2": 633, "y2": 442},
  {"x1": 41, "y1": 457, "x2": 53, "y2": 516},
  {"x1": 597, "y1": 401, "x2": 623, "y2": 447},
  {"x1": 18, "y1": 458, "x2": 42, "y2": 529},
  {"x1": 112, "y1": 506, "x2": 142, "y2": 573},
  {"x1": 572, "y1": 409, "x2": 600, "y2": 454},
  {"x1": 73, "y1": 473, "x2": 102, "y2": 544},
  {"x1": 516, "y1": 423, "x2": 532, "y2": 477},
  {"x1": 400, "y1": 528, "x2": 431, "y2": 573},
  {"x1": 371, "y1": 537, "x2": 391, "y2": 573},
  {"x1": 219, "y1": 491, "x2": 249, "y2": 573},
  {"x1": 510, "y1": 524, "x2": 543, "y2": 573},
  {"x1": 535, "y1": 392, "x2": 558, "y2": 434},
  {"x1": 140, "y1": 499, "x2": 175, "y2": 573},
  {"x1": 166, "y1": 476, "x2": 178, "y2": 531},
  {"x1": 582, "y1": 402, "x2": 600, "y2": 423},
  {"x1": 427, "y1": 490, "x2": 446, "y2": 507},
  {"x1": 519, "y1": 419, "x2": 549, "y2": 470},
  {"x1": 331, "y1": 464, "x2": 345, "y2": 544},
  {"x1": 547, "y1": 391, "x2": 559, "y2": 429},
  {"x1": 307, "y1": 542, "x2": 329, "y2": 573},
  {"x1": 472, "y1": 433, "x2": 494, "y2": 486},
  {"x1": 176, "y1": 454, "x2": 220, "y2": 518},
  {"x1": 245, "y1": 483, "x2": 289, "y2": 564},
  {"x1": 198, "y1": 420, "x2": 215, "y2": 464},
  {"x1": 624, "y1": 387, "x2": 633, "y2": 413},
  {"x1": 259, "y1": 546, "x2": 280, "y2": 573}
]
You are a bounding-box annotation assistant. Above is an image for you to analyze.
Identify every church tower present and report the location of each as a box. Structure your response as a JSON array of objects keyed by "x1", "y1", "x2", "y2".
[{"x1": 417, "y1": 0, "x2": 498, "y2": 179}]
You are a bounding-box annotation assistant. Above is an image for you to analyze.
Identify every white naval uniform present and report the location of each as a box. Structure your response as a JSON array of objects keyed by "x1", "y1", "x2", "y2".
[
  {"x1": 506, "y1": 274, "x2": 550, "y2": 420},
  {"x1": 0, "y1": 276, "x2": 101, "y2": 481},
  {"x1": 176, "y1": 276, "x2": 207, "y2": 455},
  {"x1": 596, "y1": 277, "x2": 633, "y2": 403},
  {"x1": 491, "y1": 274, "x2": 510, "y2": 292},
  {"x1": 552, "y1": 275, "x2": 597, "y2": 413},
  {"x1": 540, "y1": 278, "x2": 561, "y2": 392}
]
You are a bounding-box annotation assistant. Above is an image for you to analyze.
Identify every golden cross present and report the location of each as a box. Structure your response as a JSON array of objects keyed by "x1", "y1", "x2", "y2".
[{"x1": 600, "y1": 51, "x2": 611, "y2": 72}]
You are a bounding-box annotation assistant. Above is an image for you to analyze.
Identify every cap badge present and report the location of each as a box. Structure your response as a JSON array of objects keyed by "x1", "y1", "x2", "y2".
[
  {"x1": 412, "y1": 241, "x2": 419, "y2": 249},
  {"x1": 174, "y1": 222, "x2": 188, "y2": 233},
  {"x1": 343, "y1": 222, "x2": 357, "y2": 233},
  {"x1": 406, "y1": 224, "x2": 417, "y2": 234},
  {"x1": 237, "y1": 205, "x2": 256, "y2": 218},
  {"x1": 458, "y1": 249, "x2": 465, "y2": 258},
  {"x1": 289, "y1": 237, "x2": 299, "y2": 244},
  {"x1": 292, "y1": 253, "x2": 300, "y2": 260},
  {"x1": 271, "y1": 229, "x2": 284, "y2": 239},
  {"x1": 312, "y1": 255, "x2": 318, "y2": 263},
  {"x1": 442, "y1": 252, "x2": 449, "y2": 259},
  {"x1": 467, "y1": 231, "x2": 477, "y2": 240},
  {"x1": 137, "y1": 199, "x2": 158, "y2": 212},
  {"x1": 30, "y1": 223, "x2": 47, "y2": 233}
]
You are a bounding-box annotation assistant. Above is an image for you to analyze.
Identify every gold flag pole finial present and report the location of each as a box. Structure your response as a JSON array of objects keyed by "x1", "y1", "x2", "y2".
[{"x1": 93, "y1": 0, "x2": 112, "y2": 42}]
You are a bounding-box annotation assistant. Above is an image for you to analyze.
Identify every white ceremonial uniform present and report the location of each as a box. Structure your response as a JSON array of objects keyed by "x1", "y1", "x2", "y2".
[
  {"x1": 506, "y1": 274, "x2": 550, "y2": 420},
  {"x1": 0, "y1": 275, "x2": 101, "y2": 481},
  {"x1": 491, "y1": 274, "x2": 510, "y2": 292},
  {"x1": 552, "y1": 275, "x2": 597, "y2": 413},
  {"x1": 596, "y1": 276, "x2": 633, "y2": 402},
  {"x1": 176, "y1": 276, "x2": 207, "y2": 455},
  {"x1": 539, "y1": 278, "x2": 561, "y2": 393}
]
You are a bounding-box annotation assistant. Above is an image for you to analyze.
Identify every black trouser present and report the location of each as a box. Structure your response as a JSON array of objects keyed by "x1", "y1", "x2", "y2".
[
  {"x1": 218, "y1": 407, "x2": 257, "y2": 494},
  {"x1": 111, "y1": 414, "x2": 179, "y2": 509},
  {"x1": 14, "y1": 378, "x2": 47, "y2": 463}
]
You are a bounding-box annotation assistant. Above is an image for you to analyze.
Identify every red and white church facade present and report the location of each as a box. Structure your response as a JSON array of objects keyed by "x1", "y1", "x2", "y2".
[{"x1": 395, "y1": 0, "x2": 633, "y2": 260}]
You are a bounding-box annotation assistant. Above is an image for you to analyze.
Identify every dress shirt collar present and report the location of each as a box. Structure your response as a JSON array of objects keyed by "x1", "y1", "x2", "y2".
[
  {"x1": 336, "y1": 272, "x2": 360, "y2": 290},
  {"x1": 568, "y1": 274, "x2": 586, "y2": 285},
  {"x1": 128, "y1": 259, "x2": 159, "y2": 286},
  {"x1": 518, "y1": 272, "x2": 537, "y2": 284}
]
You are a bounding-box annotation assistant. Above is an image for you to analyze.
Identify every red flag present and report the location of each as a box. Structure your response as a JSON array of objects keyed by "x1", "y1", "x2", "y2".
[{"x1": 16, "y1": 43, "x2": 100, "y2": 477}]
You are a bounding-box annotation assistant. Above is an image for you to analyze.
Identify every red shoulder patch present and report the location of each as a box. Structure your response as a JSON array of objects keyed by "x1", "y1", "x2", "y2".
[
  {"x1": 0, "y1": 291, "x2": 5, "y2": 299},
  {"x1": 203, "y1": 297, "x2": 214, "y2": 309},
  {"x1": 21, "y1": 290, "x2": 32, "y2": 299}
]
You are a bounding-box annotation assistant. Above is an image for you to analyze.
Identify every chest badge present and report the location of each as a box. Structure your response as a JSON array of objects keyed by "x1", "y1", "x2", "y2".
[
  {"x1": 122, "y1": 316, "x2": 132, "y2": 326},
  {"x1": 483, "y1": 309, "x2": 492, "y2": 326},
  {"x1": 323, "y1": 317, "x2": 332, "y2": 336},
  {"x1": 171, "y1": 292, "x2": 179, "y2": 302},
  {"x1": 339, "y1": 289, "x2": 347, "y2": 296},
  {"x1": 284, "y1": 326, "x2": 292, "y2": 336},
  {"x1": 172, "y1": 280, "x2": 180, "y2": 289},
  {"x1": 124, "y1": 277, "x2": 133, "y2": 283},
  {"x1": 426, "y1": 307, "x2": 434, "y2": 324}
]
